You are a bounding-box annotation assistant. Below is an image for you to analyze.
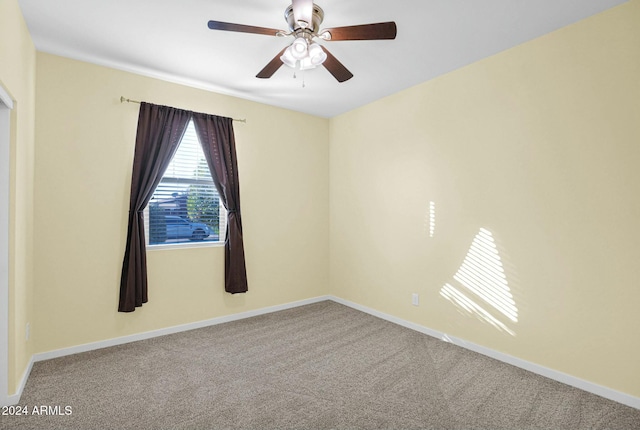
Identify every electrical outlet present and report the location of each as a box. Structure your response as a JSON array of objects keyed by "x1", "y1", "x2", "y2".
[
  {"x1": 26, "y1": 322, "x2": 30, "y2": 341},
  {"x1": 412, "y1": 293, "x2": 419, "y2": 306}
]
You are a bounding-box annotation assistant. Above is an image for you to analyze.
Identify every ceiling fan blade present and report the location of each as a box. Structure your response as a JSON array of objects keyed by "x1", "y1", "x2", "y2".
[
  {"x1": 256, "y1": 47, "x2": 288, "y2": 79},
  {"x1": 292, "y1": 0, "x2": 314, "y2": 28},
  {"x1": 322, "y1": 22, "x2": 397, "y2": 41},
  {"x1": 207, "y1": 20, "x2": 281, "y2": 37},
  {"x1": 321, "y1": 47, "x2": 353, "y2": 83}
]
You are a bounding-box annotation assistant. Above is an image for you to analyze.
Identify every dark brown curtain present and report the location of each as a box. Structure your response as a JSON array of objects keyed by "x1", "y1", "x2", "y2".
[
  {"x1": 119, "y1": 103, "x2": 191, "y2": 312},
  {"x1": 192, "y1": 113, "x2": 248, "y2": 294}
]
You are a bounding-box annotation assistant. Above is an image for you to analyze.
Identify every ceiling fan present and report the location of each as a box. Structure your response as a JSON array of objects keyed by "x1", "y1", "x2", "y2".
[{"x1": 207, "y1": 0, "x2": 397, "y2": 83}]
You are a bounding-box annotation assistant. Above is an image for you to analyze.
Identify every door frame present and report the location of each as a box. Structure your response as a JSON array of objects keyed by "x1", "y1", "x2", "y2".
[{"x1": 0, "y1": 83, "x2": 14, "y2": 406}]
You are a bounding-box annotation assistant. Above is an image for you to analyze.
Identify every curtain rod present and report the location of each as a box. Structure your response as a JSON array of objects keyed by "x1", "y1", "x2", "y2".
[{"x1": 120, "y1": 96, "x2": 247, "y2": 123}]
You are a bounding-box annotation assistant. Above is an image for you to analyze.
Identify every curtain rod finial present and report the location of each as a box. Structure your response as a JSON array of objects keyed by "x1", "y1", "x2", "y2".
[{"x1": 120, "y1": 96, "x2": 142, "y2": 105}]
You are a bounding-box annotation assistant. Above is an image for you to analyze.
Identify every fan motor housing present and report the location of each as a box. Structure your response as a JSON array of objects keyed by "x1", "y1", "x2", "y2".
[{"x1": 284, "y1": 4, "x2": 324, "y2": 33}]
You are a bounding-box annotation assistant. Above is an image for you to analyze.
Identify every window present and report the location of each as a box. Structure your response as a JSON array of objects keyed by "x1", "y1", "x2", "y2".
[{"x1": 145, "y1": 120, "x2": 226, "y2": 246}]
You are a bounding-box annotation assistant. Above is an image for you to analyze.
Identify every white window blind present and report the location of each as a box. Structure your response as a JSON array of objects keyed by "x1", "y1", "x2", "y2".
[{"x1": 145, "y1": 120, "x2": 227, "y2": 246}]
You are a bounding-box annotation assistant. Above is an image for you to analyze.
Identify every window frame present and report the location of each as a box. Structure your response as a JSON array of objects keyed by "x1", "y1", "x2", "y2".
[{"x1": 143, "y1": 120, "x2": 227, "y2": 250}]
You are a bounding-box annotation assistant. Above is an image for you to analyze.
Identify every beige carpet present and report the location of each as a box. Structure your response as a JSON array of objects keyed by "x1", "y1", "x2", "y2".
[{"x1": 1, "y1": 301, "x2": 639, "y2": 429}]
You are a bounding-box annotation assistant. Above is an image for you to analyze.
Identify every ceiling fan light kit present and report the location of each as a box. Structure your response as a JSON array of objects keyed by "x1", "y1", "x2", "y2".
[
  {"x1": 281, "y1": 39, "x2": 327, "y2": 71},
  {"x1": 207, "y1": 0, "x2": 397, "y2": 83}
]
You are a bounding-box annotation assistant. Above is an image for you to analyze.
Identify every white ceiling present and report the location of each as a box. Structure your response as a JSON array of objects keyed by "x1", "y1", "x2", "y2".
[{"x1": 18, "y1": 0, "x2": 627, "y2": 118}]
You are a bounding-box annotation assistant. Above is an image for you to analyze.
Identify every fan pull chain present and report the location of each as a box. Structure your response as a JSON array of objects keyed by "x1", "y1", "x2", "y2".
[{"x1": 291, "y1": 71, "x2": 306, "y2": 88}]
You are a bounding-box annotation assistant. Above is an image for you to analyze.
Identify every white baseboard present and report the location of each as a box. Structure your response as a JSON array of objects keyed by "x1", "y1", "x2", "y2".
[
  {"x1": 3, "y1": 355, "x2": 34, "y2": 406},
  {"x1": 34, "y1": 295, "x2": 331, "y2": 362},
  {"x1": 329, "y1": 295, "x2": 640, "y2": 410},
  {"x1": 9, "y1": 294, "x2": 639, "y2": 411}
]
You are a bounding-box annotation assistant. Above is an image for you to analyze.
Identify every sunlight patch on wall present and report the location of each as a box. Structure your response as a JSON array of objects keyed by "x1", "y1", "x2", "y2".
[
  {"x1": 440, "y1": 283, "x2": 516, "y2": 336},
  {"x1": 429, "y1": 201, "x2": 436, "y2": 238},
  {"x1": 440, "y1": 228, "x2": 518, "y2": 336},
  {"x1": 423, "y1": 201, "x2": 436, "y2": 238}
]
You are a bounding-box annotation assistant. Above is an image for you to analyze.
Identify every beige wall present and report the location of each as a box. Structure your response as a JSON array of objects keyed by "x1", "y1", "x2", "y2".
[
  {"x1": 0, "y1": 0, "x2": 37, "y2": 395},
  {"x1": 330, "y1": 0, "x2": 640, "y2": 397},
  {"x1": 33, "y1": 53, "x2": 329, "y2": 353}
]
